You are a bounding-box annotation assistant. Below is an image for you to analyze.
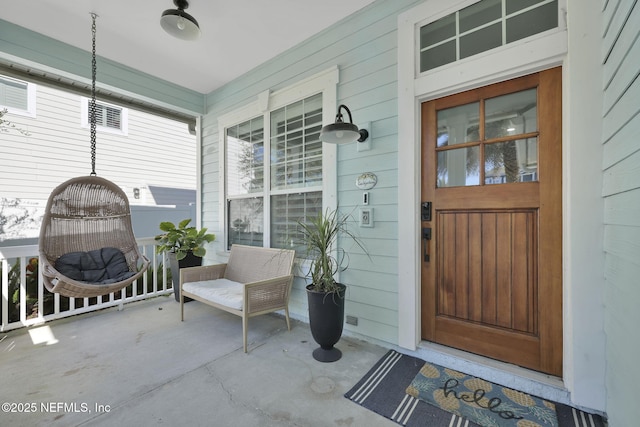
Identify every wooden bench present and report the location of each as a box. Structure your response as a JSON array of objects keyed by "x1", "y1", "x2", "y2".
[{"x1": 179, "y1": 244, "x2": 296, "y2": 352}]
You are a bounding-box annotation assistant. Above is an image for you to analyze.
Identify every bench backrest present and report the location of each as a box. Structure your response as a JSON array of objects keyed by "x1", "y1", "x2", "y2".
[{"x1": 224, "y1": 245, "x2": 295, "y2": 283}]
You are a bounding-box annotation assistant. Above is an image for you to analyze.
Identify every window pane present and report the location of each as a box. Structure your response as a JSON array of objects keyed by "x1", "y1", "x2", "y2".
[
  {"x1": 459, "y1": 0, "x2": 501, "y2": 33},
  {"x1": 226, "y1": 117, "x2": 264, "y2": 196},
  {"x1": 228, "y1": 198, "x2": 264, "y2": 249},
  {"x1": 460, "y1": 23, "x2": 502, "y2": 59},
  {"x1": 485, "y1": 139, "x2": 538, "y2": 184},
  {"x1": 437, "y1": 146, "x2": 480, "y2": 187},
  {"x1": 485, "y1": 88, "x2": 537, "y2": 139},
  {"x1": 105, "y1": 106, "x2": 121, "y2": 129},
  {"x1": 506, "y1": 1, "x2": 558, "y2": 43},
  {"x1": 436, "y1": 102, "x2": 480, "y2": 146},
  {"x1": 417, "y1": 0, "x2": 558, "y2": 73},
  {"x1": 0, "y1": 76, "x2": 28, "y2": 110},
  {"x1": 420, "y1": 40, "x2": 456, "y2": 72},
  {"x1": 506, "y1": 0, "x2": 548, "y2": 14},
  {"x1": 420, "y1": 13, "x2": 456, "y2": 47},
  {"x1": 271, "y1": 192, "x2": 322, "y2": 254},
  {"x1": 270, "y1": 93, "x2": 323, "y2": 190}
]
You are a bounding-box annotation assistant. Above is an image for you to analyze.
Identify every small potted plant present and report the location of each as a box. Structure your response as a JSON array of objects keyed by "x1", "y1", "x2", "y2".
[
  {"x1": 155, "y1": 219, "x2": 215, "y2": 302},
  {"x1": 298, "y1": 208, "x2": 368, "y2": 362}
]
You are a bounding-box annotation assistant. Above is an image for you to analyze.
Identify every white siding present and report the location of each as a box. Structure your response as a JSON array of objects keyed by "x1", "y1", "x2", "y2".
[
  {"x1": 1, "y1": 83, "x2": 196, "y2": 205},
  {"x1": 202, "y1": 0, "x2": 422, "y2": 345},
  {"x1": 601, "y1": 0, "x2": 640, "y2": 425}
]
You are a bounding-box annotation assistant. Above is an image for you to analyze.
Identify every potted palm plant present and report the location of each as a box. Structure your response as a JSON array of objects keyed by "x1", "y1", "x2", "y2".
[
  {"x1": 299, "y1": 208, "x2": 367, "y2": 362},
  {"x1": 155, "y1": 219, "x2": 215, "y2": 302}
]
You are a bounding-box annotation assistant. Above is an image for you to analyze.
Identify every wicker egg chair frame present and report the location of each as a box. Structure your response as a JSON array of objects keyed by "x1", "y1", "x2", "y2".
[
  {"x1": 39, "y1": 176, "x2": 150, "y2": 298},
  {"x1": 38, "y1": 14, "x2": 149, "y2": 298}
]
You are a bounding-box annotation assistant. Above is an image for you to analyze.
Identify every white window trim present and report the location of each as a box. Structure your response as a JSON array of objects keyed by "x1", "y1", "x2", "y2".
[
  {"x1": 217, "y1": 66, "x2": 339, "y2": 252},
  {"x1": 397, "y1": 0, "x2": 567, "y2": 350},
  {"x1": 80, "y1": 96, "x2": 129, "y2": 136},
  {"x1": 0, "y1": 75, "x2": 37, "y2": 118}
]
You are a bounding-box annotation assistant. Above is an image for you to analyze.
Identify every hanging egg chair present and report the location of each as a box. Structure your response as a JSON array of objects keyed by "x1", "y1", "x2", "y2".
[{"x1": 38, "y1": 14, "x2": 149, "y2": 298}]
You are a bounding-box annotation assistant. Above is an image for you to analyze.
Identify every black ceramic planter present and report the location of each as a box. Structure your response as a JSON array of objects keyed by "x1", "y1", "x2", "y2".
[
  {"x1": 169, "y1": 251, "x2": 202, "y2": 302},
  {"x1": 306, "y1": 283, "x2": 346, "y2": 362}
]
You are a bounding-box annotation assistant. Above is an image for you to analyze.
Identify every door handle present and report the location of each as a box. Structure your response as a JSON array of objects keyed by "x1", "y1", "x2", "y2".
[{"x1": 422, "y1": 227, "x2": 431, "y2": 262}]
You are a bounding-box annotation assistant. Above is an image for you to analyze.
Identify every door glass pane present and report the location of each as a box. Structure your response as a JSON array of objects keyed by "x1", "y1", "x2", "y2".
[
  {"x1": 436, "y1": 102, "x2": 480, "y2": 146},
  {"x1": 506, "y1": 1, "x2": 558, "y2": 43},
  {"x1": 437, "y1": 146, "x2": 480, "y2": 187},
  {"x1": 485, "y1": 88, "x2": 537, "y2": 139},
  {"x1": 228, "y1": 198, "x2": 264, "y2": 249},
  {"x1": 459, "y1": 0, "x2": 501, "y2": 33},
  {"x1": 484, "y1": 138, "x2": 538, "y2": 184}
]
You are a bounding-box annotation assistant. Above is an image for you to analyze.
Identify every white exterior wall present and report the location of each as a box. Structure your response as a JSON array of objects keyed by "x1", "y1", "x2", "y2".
[{"x1": 1, "y1": 83, "x2": 196, "y2": 205}]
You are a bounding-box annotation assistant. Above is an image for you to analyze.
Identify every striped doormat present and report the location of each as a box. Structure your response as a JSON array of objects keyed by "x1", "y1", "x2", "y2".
[{"x1": 345, "y1": 350, "x2": 605, "y2": 427}]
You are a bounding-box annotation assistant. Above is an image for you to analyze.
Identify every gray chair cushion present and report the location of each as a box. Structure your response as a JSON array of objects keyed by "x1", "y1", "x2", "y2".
[{"x1": 55, "y1": 247, "x2": 136, "y2": 285}]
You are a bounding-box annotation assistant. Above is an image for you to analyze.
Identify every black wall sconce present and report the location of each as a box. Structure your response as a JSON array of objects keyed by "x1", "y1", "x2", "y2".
[{"x1": 320, "y1": 104, "x2": 369, "y2": 144}]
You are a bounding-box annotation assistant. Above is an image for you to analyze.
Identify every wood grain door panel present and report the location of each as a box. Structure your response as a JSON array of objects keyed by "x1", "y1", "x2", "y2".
[{"x1": 421, "y1": 67, "x2": 562, "y2": 376}]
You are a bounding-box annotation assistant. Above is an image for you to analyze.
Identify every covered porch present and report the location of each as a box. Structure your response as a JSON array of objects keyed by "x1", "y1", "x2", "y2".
[{"x1": 1, "y1": 294, "x2": 393, "y2": 426}]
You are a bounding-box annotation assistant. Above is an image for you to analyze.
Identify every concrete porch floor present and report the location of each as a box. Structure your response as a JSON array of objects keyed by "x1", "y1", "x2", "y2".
[{"x1": 0, "y1": 296, "x2": 397, "y2": 427}]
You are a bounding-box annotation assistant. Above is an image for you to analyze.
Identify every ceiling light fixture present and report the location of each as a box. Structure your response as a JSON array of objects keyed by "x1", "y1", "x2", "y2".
[
  {"x1": 161, "y1": 0, "x2": 201, "y2": 41},
  {"x1": 320, "y1": 104, "x2": 369, "y2": 144}
]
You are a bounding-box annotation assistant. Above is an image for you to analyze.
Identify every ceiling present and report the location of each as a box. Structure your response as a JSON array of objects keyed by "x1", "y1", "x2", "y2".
[{"x1": 1, "y1": 0, "x2": 377, "y2": 94}]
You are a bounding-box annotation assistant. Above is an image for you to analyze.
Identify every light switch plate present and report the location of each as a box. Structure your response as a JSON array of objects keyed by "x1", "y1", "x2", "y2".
[{"x1": 359, "y1": 208, "x2": 373, "y2": 227}]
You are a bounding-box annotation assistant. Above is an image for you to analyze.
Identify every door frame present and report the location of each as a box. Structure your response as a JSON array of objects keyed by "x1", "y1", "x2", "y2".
[
  {"x1": 397, "y1": 1, "x2": 568, "y2": 352},
  {"x1": 397, "y1": 0, "x2": 607, "y2": 411}
]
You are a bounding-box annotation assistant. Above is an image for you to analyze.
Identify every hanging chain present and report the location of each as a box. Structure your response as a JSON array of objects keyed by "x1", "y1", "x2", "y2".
[{"x1": 89, "y1": 13, "x2": 98, "y2": 176}]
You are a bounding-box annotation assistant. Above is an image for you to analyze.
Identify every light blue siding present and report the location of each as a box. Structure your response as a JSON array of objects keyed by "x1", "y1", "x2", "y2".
[
  {"x1": 202, "y1": 0, "x2": 422, "y2": 345},
  {"x1": 0, "y1": 19, "x2": 204, "y2": 114},
  {"x1": 601, "y1": 0, "x2": 640, "y2": 425}
]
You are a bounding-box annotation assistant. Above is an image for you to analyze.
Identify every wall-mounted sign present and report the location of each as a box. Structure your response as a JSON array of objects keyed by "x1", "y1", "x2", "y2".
[{"x1": 356, "y1": 172, "x2": 377, "y2": 190}]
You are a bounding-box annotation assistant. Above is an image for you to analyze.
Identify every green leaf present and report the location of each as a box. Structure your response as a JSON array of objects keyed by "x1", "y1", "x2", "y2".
[
  {"x1": 192, "y1": 247, "x2": 206, "y2": 257},
  {"x1": 159, "y1": 221, "x2": 176, "y2": 232},
  {"x1": 178, "y1": 218, "x2": 192, "y2": 229}
]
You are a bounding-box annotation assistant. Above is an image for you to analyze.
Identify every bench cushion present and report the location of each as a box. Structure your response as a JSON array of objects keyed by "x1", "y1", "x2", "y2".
[{"x1": 182, "y1": 278, "x2": 244, "y2": 311}]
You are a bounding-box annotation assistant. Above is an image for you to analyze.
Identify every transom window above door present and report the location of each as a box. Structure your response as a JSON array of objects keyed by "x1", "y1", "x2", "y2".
[
  {"x1": 436, "y1": 86, "x2": 538, "y2": 187},
  {"x1": 419, "y1": 0, "x2": 558, "y2": 73}
]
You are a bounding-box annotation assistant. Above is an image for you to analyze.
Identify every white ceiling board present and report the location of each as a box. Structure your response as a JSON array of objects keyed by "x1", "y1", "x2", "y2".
[{"x1": 1, "y1": 0, "x2": 376, "y2": 93}]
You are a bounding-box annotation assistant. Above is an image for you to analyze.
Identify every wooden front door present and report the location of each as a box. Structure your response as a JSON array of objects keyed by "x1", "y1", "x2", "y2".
[{"x1": 421, "y1": 68, "x2": 562, "y2": 376}]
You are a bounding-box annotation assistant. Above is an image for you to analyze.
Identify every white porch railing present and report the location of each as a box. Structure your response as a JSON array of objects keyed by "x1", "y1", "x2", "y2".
[{"x1": 0, "y1": 237, "x2": 173, "y2": 332}]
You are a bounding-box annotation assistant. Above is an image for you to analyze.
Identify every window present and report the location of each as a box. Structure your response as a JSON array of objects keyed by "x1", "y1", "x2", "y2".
[
  {"x1": 220, "y1": 67, "x2": 338, "y2": 253},
  {"x1": 0, "y1": 75, "x2": 36, "y2": 117},
  {"x1": 81, "y1": 97, "x2": 128, "y2": 135},
  {"x1": 419, "y1": 0, "x2": 558, "y2": 72},
  {"x1": 226, "y1": 94, "x2": 323, "y2": 252}
]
